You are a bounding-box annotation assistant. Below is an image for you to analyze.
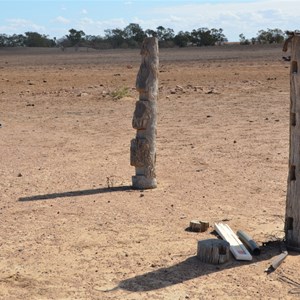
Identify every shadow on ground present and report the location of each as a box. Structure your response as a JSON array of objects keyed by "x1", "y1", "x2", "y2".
[
  {"x1": 18, "y1": 185, "x2": 133, "y2": 202},
  {"x1": 116, "y1": 244, "x2": 285, "y2": 292}
]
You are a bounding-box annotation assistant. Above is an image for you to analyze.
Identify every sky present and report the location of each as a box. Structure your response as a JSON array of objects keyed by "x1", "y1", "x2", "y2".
[{"x1": 0, "y1": 0, "x2": 300, "y2": 42}]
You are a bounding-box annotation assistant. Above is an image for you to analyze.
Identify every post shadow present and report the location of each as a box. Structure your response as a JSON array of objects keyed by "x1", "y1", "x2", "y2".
[
  {"x1": 18, "y1": 185, "x2": 133, "y2": 202},
  {"x1": 116, "y1": 244, "x2": 284, "y2": 292}
]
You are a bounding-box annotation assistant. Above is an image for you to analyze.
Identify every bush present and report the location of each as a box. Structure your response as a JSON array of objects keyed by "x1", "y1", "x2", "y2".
[{"x1": 111, "y1": 87, "x2": 130, "y2": 100}]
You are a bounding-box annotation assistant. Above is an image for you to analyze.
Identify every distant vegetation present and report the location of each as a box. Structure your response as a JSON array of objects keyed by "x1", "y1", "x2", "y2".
[
  {"x1": 0, "y1": 24, "x2": 291, "y2": 49},
  {"x1": 239, "y1": 28, "x2": 287, "y2": 45}
]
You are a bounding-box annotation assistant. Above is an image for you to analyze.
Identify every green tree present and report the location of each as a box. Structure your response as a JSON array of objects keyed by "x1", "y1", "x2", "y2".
[
  {"x1": 211, "y1": 28, "x2": 227, "y2": 45},
  {"x1": 145, "y1": 29, "x2": 157, "y2": 37},
  {"x1": 6, "y1": 34, "x2": 26, "y2": 47},
  {"x1": 84, "y1": 35, "x2": 111, "y2": 49},
  {"x1": 156, "y1": 26, "x2": 175, "y2": 41},
  {"x1": 190, "y1": 28, "x2": 227, "y2": 46},
  {"x1": 24, "y1": 32, "x2": 55, "y2": 47},
  {"x1": 0, "y1": 34, "x2": 9, "y2": 47},
  {"x1": 104, "y1": 28, "x2": 126, "y2": 48},
  {"x1": 256, "y1": 28, "x2": 285, "y2": 44},
  {"x1": 124, "y1": 23, "x2": 146, "y2": 44},
  {"x1": 174, "y1": 31, "x2": 191, "y2": 47},
  {"x1": 191, "y1": 28, "x2": 210, "y2": 46},
  {"x1": 66, "y1": 29, "x2": 86, "y2": 46},
  {"x1": 239, "y1": 33, "x2": 250, "y2": 45}
]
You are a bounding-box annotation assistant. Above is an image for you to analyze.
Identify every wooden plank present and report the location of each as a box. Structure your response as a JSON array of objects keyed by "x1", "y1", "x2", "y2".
[{"x1": 214, "y1": 223, "x2": 252, "y2": 261}]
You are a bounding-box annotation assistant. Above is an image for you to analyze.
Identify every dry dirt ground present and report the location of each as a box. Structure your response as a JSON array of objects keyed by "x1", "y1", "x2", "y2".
[{"x1": 1, "y1": 44, "x2": 300, "y2": 299}]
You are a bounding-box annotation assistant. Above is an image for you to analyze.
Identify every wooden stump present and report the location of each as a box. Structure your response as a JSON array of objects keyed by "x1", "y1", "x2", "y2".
[
  {"x1": 200, "y1": 221, "x2": 209, "y2": 232},
  {"x1": 190, "y1": 220, "x2": 209, "y2": 232},
  {"x1": 130, "y1": 37, "x2": 159, "y2": 189},
  {"x1": 190, "y1": 220, "x2": 201, "y2": 232},
  {"x1": 197, "y1": 239, "x2": 230, "y2": 264}
]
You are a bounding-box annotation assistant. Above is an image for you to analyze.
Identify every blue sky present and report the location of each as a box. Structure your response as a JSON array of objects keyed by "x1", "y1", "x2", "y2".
[{"x1": 0, "y1": 0, "x2": 300, "y2": 41}]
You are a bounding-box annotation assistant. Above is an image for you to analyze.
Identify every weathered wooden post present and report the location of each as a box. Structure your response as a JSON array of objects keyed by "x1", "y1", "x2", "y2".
[
  {"x1": 130, "y1": 37, "x2": 159, "y2": 189},
  {"x1": 285, "y1": 33, "x2": 300, "y2": 251}
]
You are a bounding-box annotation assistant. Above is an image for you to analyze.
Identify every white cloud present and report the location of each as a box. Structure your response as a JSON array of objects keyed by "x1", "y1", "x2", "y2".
[
  {"x1": 0, "y1": 18, "x2": 45, "y2": 34},
  {"x1": 3, "y1": 0, "x2": 298, "y2": 41},
  {"x1": 144, "y1": 0, "x2": 300, "y2": 40},
  {"x1": 54, "y1": 16, "x2": 71, "y2": 24},
  {"x1": 169, "y1": 15, "x2": 183, "y2": 23},
  {"x1": 46, "y1": 0, "x2": 300, "y2": 41},
  {"x1": 76, "y1": 17, "x2": 128, "y2": 34}
]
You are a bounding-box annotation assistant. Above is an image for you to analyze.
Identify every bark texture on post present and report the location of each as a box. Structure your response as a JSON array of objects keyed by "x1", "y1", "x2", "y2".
[
  {"x1": 130, "y1": 37, "x2": 158, "y2": 189},
  {"x1": 285, "y1": 33, "x2": 300, "y2": 251}
]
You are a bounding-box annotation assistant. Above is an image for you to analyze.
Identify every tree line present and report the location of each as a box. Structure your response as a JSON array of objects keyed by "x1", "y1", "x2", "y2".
[
  {"x1": 239, "y1": 28, "x2": 287, "y2": 45},
  {"x1": 0, "y1": 23, "x2": 290, "y2": 49}
]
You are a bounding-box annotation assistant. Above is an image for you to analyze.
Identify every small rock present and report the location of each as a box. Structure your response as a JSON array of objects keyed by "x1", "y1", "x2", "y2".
[
  {"x1": 17, "y1": 173, "x2": 22, "y2": 177},
  {"x1": 77, "y1": 92, "x2": 89, "y2": 97},
  {"x1": 221, "y1": 218, "x2": 230, "y2": 222}
]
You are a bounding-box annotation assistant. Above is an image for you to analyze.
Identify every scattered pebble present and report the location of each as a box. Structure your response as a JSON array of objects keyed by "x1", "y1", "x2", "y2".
[
  {"x1": 222, "y1": 218, "x2": 230, "y2": 222},
  {"x1": 77, "y1": 92, "x2": 89, "y2": 97}
]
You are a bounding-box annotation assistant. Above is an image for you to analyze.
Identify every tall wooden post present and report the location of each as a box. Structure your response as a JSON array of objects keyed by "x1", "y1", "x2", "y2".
[
  {"x1": 285, "y1": 33, "x2": 300, "y2": 251},
  {"x1": 130, "y1": 37, "x2": 159, "y2": 189}
]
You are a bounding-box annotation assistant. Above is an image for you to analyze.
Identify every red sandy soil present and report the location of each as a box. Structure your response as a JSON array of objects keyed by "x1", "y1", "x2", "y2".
[{"x1": 1, "y1": 44, "x2": 299, "y2": 299}]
